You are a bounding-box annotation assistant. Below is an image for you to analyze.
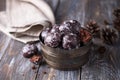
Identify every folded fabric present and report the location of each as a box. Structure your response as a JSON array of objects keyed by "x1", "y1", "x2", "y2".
[{"x1": 0, "y1": 0, "x2": 55, "y2": 43}]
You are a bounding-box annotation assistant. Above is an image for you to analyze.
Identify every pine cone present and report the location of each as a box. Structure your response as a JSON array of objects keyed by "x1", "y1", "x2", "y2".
[
  {"x1": 86, "y1": 20, "x2": 100, "y2": 37},
  {"x1": 113, "y1": 8, "x2": 120, "y2": 18},
  {"x1": 113, "y1": 18, "x2": 120, "y2": 32},
  {"x1": 100, "y1": 26, "x2": 119, "y2": 45},
  {"x1": 113, "y1": 8, "x2": 120, "y2": 32}
]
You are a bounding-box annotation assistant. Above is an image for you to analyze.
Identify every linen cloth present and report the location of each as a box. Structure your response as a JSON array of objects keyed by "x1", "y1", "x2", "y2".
[{"x1": 0, "y1": 0, "x2": 55, "y2": 43}]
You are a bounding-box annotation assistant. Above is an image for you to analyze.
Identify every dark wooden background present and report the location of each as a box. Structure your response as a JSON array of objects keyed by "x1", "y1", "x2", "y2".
[{"x1": 0, "y1": 0, "x2": 120, "y2": 80}]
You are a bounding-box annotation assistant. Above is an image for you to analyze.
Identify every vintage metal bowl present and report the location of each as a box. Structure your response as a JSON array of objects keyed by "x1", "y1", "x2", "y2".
[{"x1": 39, "y1": 32, "x2": 92, "y2": 70}]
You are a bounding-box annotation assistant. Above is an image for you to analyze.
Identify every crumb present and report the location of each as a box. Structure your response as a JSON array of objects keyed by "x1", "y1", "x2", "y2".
[
  {"x1": 98, "y1": 46, "x2": 106, "y2": 53},
  {"x1": 30, "y1": 55, "x2": 42, "y2": 65},
  {"x1": 80, "y1": 28, "x2": 92, "y2": 43},
  {"x1": 43, "y1": 71, "x2": 47, "y2": 74},
  {"x1": 32, "y1": 65, "x2": 37, "y2": 70}
]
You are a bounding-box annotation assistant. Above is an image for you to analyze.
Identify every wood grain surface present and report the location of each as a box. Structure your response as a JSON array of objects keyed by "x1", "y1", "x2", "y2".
[{"x1": 0, "y1": 0, "x2": 120, "y2": 80}]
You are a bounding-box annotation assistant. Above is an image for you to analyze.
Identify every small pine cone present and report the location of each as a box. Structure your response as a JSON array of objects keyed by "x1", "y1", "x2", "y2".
[
  {"x1": 113, "y1": 8, "x2": 120, "y2": 31},
  {"x1": 86, "y1": 20, "x2": 100, "y2": 37},
  {"x1": 113, "y1": 18, "x2": 120, "y2": 32},
  {"x1": 113, "y1": 8, "x2": 120, "y2": 18},
  {"x1": 100, "y1": 26, "x2": 119, "y2": 45}
]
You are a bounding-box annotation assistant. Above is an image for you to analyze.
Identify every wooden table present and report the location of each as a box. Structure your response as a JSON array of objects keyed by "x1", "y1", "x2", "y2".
[{"x1": 0, "y1": 0, "x2": 120, "y2": 80}]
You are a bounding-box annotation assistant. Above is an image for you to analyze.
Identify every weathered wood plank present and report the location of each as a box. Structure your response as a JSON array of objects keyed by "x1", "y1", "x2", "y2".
[
  {"x1": 45, "y1": 0, "x2": 60, "y2": 16},
  {"x1": 0, "y1": 0, "x2": 6, "y2": 11},
  {"x1": 0, "y1": 32, "x2": 11, "y2": 60},
  {"x1": 55, "y1": 0, "x2": 88, "y2": 25},
  {"x1": 0, "y1": 0, "x2": 120, "y2": 80},
  {"x1": 36, "y1": 66, "x2": 81, "y2": 80},
  {"x1": 35, "y1": 63, "x2": 50, "y2": 80},
  {"x1": 0, "y1": 32, "x2": 38, "y2": 80},
  {"x1": 55, "y1": 69, "x2": 81, "y2": 80}
]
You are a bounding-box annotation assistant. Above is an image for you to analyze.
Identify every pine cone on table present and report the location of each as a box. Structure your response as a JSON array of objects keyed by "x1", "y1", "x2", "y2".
[
  {"x1": 113, "y1": 8, "x2": 120, "y2": 18},
  {"x1": 113, "y1": 19, "x2": 120, "y2": 32},
  {"x1": 100, "y1": 25, "x2": 119, "y2": 45},
  {"x1": 113, "y1": 8, "x2": 120, "y2": 32},
  {"x1": 86, "y1": 20, "x2": 100, "y2": 37}
]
